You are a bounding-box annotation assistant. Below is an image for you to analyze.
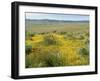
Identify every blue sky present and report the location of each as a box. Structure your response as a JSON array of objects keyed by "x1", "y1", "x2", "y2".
[{"x1": 25, "y1": 12, "x2": 89, "y2": 21}]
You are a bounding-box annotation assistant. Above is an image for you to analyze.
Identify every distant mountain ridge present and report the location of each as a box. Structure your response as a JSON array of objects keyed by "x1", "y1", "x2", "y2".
[
  {"x1": 25, "y1": 19, "x2": 89, "y2": 27},
  {"x1": 26, "y1": 19, "x2": 89, "y2": 22}
]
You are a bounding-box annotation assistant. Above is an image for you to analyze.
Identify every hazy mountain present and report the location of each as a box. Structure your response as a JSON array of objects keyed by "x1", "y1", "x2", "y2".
[{"x1": 25, "y1": 19, "x2": 89, "y2": 24}]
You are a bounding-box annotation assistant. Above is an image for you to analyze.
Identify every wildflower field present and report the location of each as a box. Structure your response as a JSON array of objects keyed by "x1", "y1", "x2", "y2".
[{"x1": 25, "y1": 20, "x2": 89, "y2": 68}]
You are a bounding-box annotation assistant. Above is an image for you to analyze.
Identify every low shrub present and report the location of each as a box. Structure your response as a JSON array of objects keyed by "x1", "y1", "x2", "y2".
[
  {"x1": 79, "y1": 47, "x2": 89, "y2": 56},
  {"x1": 43, "y1": 34, "x2": 61, "y2": 45},
  {"x1": 43, "y1": 51, "x2": 66, "y2": 67},
  {"x1": 25, "y1": 44, "x2": 32, "y2": 55}
]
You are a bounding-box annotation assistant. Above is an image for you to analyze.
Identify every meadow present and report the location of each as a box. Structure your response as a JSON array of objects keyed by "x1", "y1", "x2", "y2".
[{"x1": 25, "y1": 20, "x2": 89, "y2": 68}]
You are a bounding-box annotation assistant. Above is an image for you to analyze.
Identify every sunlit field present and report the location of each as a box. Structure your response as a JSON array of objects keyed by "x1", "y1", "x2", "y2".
[{"x1": 25, "y1": 20, "x2": 89, "y2": 68}]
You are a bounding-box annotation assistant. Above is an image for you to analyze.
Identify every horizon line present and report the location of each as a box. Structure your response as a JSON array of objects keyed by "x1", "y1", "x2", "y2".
[{"x1": 25, "y1": 19, "x2": 89, "y2": 21}]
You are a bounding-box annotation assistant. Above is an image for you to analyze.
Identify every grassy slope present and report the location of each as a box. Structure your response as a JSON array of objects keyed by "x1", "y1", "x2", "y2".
[{"x1": 25, "y1": 20, "x2": 89, "y2": 68}]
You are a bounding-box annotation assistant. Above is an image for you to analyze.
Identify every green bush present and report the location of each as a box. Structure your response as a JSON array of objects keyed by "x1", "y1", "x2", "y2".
[
  {"x1": 79, "y1": 47, "x2": 89, "y2": 56},
  {"x1": 43, "y1": 34, "x2": 60, "y2": 45},
  {"x1": 25, "y1": 51, "x2": 47, "y2": 68},
  {"x1": 60, "y1": 32, "x2": 67, "y2": 35},
  {"x1": 25, "y1": 44, "x2": 32, "y2": 55},
  {"x1": 43, "y1": 47, "x2": 68, "y2": 66},
  {"x1": 42, "y1": 50, "x2": 67, "y2": 67},
  {"x1": 26, "y1": 31, "x2": 36, "y2": 37}
]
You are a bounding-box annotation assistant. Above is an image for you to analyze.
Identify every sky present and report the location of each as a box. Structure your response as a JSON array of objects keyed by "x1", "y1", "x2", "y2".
[{"x1": 25, "y1": 12, "x2": 89, "y2": 21}]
